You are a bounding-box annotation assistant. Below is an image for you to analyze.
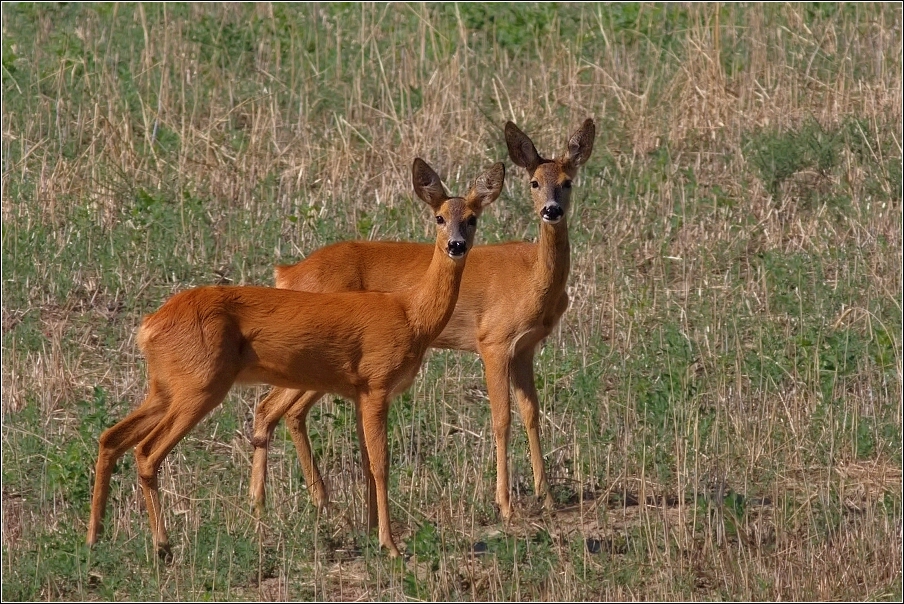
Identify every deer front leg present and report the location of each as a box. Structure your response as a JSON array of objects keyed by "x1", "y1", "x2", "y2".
[
  {"x1": 357, "y1": 393, "x2": 400, "y2": 557},
  {"x1": 511, "y1": 347, "x2": 553, "y2": 511},
  {"x1": 481, "y1": 346, "x2": 514, "y2": 522},
  {"x1": 284, "y1": 390, "x2": 329, "y2": 510}
]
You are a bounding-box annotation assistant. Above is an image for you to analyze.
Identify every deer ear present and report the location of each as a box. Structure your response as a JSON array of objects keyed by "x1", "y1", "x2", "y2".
[
  {"x1": 566, "y1": 118, "x2": 596, "y2": 168},
  {"x1": 505, "y1": 122, "x2": 544, "y2": 173},
  {"x1": 467, "y1": 162, "x2": 505, "y2": 210},
  {"x1": 412, "y1": 158, "x2": 448, "y2": 210}
]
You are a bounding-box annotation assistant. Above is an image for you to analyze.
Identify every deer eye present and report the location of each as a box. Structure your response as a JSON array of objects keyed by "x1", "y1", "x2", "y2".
[
  {"x1": 562, "y1": 180, "x2": 572, "y2": 189},
  {"x1": 436, "y1": 215, "x2": 445, "y2": 225},
  {"x1": 530, "y1": 180, "x2": 540, "y2": 189},
  {"x1": 467, "y1": 216, "x2": 477, "y2": 226}
]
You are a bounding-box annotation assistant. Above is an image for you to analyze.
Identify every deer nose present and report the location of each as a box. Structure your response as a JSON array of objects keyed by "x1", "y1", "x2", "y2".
[
  {"x1": 541, "y1": 203, "x2": 564, "y2": 223},
  {"x1": 448, "y1": 239, "x2": 467, "y2": 257}
]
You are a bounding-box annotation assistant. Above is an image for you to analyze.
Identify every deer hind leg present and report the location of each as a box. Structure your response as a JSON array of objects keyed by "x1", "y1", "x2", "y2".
[
  {"x1": 355, "y1": 400, "x2": 379, "y2": 534},
  {"x1": 511, "y1": 347, "x2": 553, "y2": 511},
  {"x1": 356, "y1": 392, "x2": 400, "y2": 557},
  {"x1": 133, "y1": 380, "x2": 233, "y2": 562},
  {"x1": 87, "y1": 384, "x2": 170, "y2": 547},
  {"x1": 283, "y1": 390, "x2": 328, "y2": 510},
  {"x1": 249, "y1": 387, "x2": 300, "y2": 513},
  {"x1": 480, "y1": 345, "x2": 514, "y2": 522}
]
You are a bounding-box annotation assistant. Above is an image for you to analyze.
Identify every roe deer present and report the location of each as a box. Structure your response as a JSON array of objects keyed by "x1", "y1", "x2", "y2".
[
  {"x1": 86, "y1": 158, "x2": 505, "y2": 560},
  {"x1": 250, "y1": 119, "x2": 595, "y2": 522}
]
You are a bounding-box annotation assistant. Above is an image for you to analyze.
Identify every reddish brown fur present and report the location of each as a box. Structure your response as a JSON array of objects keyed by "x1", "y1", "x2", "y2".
[
  {"x1": 250, "y1": 119, "x2": 595, "y2": 521},
  {"x1": 87, "y1": 158, "x2": 504, "y2": 560}
]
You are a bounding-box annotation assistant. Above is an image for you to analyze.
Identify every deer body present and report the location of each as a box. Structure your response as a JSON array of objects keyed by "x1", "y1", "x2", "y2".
[
  {"x1": 251, "y1": 119, "x2": 594, "y2": 521},
  {"x1": 284, "y1": 237, "x2": 566, "y2": 353},
  {"x1": 87, "y1": 159, "x2": 504, "y2": 560},
  {"x1": 138, "y1": 285, "x2": 437, "y2": 398}
]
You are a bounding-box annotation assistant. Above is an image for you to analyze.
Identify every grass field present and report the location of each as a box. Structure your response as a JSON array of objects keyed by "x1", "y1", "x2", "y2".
[{"x1": 2, "y1": 3, "x2": 902, "y2": 600}]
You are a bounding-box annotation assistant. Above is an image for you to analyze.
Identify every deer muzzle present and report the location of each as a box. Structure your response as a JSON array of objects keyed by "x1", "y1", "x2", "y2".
[
  {"x1": 447, "y1": 239, "x2": 468, "y2": 258},
  {"x1": 541, "y1": 202, "x2": 564, "y2": 223}
]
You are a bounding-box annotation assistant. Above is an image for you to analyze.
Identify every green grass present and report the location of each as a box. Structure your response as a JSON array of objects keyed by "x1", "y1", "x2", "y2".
[{"x1": 2, "y1": 2, "x2": 901, "y2": 601}]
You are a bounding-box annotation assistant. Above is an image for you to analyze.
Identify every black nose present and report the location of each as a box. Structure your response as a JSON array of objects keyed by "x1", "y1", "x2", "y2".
[
  {"x1": 448, "y1": 240, "x2": 467, "y2": 257},
  {"x1": 541, "y1": 204, "x2": 564, "y2": 222}
]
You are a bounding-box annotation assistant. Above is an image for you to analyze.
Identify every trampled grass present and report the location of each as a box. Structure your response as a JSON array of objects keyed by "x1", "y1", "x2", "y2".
[{"x1": 2, "y1": 3, "x2": 901, "y2": 600}]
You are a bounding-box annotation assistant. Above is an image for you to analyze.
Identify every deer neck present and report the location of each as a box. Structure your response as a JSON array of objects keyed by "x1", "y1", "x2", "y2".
[
  {"x1": 534, "y1": 217, "x2": 571, "y2": 297},
  {"x1": 405, "y1": 242, "x2": 465, "y2": 341}
]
